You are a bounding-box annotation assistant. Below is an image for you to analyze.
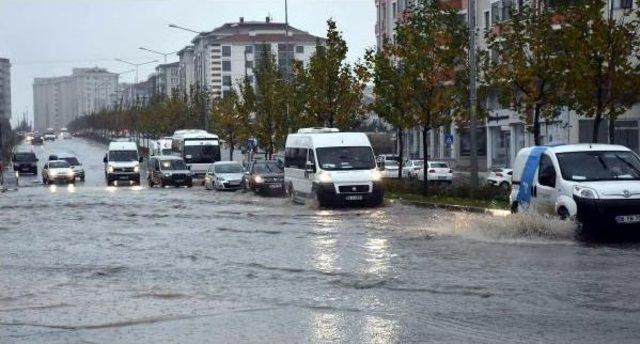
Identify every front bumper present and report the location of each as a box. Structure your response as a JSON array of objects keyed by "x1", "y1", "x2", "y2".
[
  {"x1": 216, "y1": 180, "x2": 243, "y2": 190},
  {"x1": 14, "y1": 164, "x2": 37, "y2": 173},
  {"x1": 313, "y1": 182, "x2": 384, "y2": 206},
  {"x1": 255, "y1": 182, "x2": 285, "y2": 194},
  {"x1": 575, "y1": 196, "x2": 640, "y2": 230},
  {"x1": 427, "y1": 173, "x2": 453, "y2": 181},
  {"x1": 107, "y1": 173, "x2": 140, "y2": 182},
  {"x1": 50, "y1": 174, "x2": 75, "y2": 183},
  {"x1": 162, "y1": 175, "x2": 193, "y2": 186}
]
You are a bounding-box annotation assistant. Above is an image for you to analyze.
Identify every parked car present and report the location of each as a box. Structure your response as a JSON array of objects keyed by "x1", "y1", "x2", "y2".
[
  {"x1": 243, "y1": 160, "x2": 285, "y2": 195},
  {"x1": 415, "y1": 161, "x2": 453, "y2": 183},
  {"x1": 147, "y1": 156, "x2": 193, "y2": 187},
  {"x1": 487, "y1": 168, "x2": 513, "y2": 189},
  {"x1": 204, "y1": 161, "x2": 245, "y2": 191},
  {"x1": 403, "y1": 159, "x2": 424, "y2": 178},
  {"x1": 11, "y1": 150, "x2": 38, "y2": 175},
  {"x1": 381, "y1": 159, "x2": 400, "y2": 179},
  {"x1": 510, "y1": 144, "x2": 640, "y2": 231},
  {"x1": 42, "y1": 160, "x2": 75, "y2": 185}
]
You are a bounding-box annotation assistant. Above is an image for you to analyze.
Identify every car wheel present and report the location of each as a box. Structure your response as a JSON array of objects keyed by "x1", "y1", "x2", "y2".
[
  {"x1": 80, "y1": 176, "x2": 85, "y2": 182},
  {"x1": 558, "y1": 207, "x2": 570, "y2": 221},
  {"x1": 500, "y1": 182, "x2": 510, "y2": 190},
  {"x1": 148, "y1": 178, "x2": 154, "y2": 188},
  {"x1": 510, "y1": 202, "x2": 518, "y2": 214}
]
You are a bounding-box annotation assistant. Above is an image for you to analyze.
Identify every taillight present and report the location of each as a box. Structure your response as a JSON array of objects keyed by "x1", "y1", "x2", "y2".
[
  {"x1": 428, "y1": 169, "x2": 436, "y2": 173},
  {"x1": 496, "y1": 173, "x2": 503, "y2": 177}
]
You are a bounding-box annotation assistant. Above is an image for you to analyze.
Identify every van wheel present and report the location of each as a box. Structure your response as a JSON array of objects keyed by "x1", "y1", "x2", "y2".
[{"x1": 558, "y1": 207, "x2": 570, "y2": 220}]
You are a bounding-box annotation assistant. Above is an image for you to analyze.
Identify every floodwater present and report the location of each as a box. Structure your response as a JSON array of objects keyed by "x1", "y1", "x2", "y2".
[{"x1": 1, "y1": 139, "x2": 640, "y2": 343}]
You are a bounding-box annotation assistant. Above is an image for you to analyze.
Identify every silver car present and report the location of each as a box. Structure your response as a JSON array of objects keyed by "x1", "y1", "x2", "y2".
[{"x1": 204, "y1": 161, "x2": 245, "y2": 191}]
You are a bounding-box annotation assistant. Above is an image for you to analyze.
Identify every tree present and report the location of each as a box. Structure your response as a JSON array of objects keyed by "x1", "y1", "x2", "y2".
[
  {"x1": 305, "y1": 19, "x2": 367, "y2": 129},
  {"x1": 364, "y1": 45, "x2": 414, "y2": 178},
  {"x1": 212, "y1": 89, "x2": 248, "y2": 160},
  {"x1": 560, "y1": 0, "x2": 640, "y2": 143},
  {"x1": 392, "y1": 0, "x2": 468, "y2": 195},
  {"x1": 481, "y1": 3, "x2": 565, "y2": 146},
  {"x1": 254, "y1": 50, "x2": 287, "y2": 159}
]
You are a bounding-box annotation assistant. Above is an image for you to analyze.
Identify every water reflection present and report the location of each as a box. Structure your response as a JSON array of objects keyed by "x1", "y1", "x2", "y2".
[
  {"x1": 311, "y1": 312, "x2": 344, "y2": 343},
  {"x1": 364, "y1": 237, "x2": 391, "y2": 276},
  {"x1": 312, "y1": 237, "x2": 337, "y2": 273},
  {"x1": 362, "y1": 315, "x2": 399, "y2": 344}
]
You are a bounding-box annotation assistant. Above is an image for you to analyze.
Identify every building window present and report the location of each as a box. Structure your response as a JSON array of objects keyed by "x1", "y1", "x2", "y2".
[
  {"x1": 223, "y1": 75, "x2": 232, "y2": 86},
  {"x1": 222, "y1": 61, "x2": 231, "y2": 72},
  {"x1": 392, "y1": 2, "x2": 397, "y2": 18},
  {"x1": 245, "y1": 61, "x2": 254, "y2": 69},
  {"x1": 296, "y1": 46, "x2": 304, "y2": 54},
  {"x1": 222, "y1": 46, "x2": 231, "y2": 57},
  {"x1": 245, "y1": 45, "x2": 253, "y2": 54},
  {"x1": 484, "y1": 10, "x2": 490, "y2": 30}
]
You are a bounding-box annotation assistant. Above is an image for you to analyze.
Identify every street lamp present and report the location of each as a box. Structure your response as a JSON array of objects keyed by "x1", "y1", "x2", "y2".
[
  {"x1": 168, "y1": 24, "x2": 203, "y2": 35},
  {"x1": 114, "y1": 58, "x2": 158, "y2": 83},
  {"x1": 138, "y1": 47, "x2": 179, "y2": 64}
]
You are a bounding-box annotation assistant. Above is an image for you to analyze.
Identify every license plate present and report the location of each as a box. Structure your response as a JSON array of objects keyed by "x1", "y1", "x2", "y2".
[
  {"x1": 175, "y1": 179, "x2": 184, "y2": 183},
  {"x1": 615, "y1": 215, "x2": 640, "y2": 224},
  {"x1": 269, "y1": 184, "x2": 282, "y2": 189},
  {"x1": 119, "y1": 176, "x2": 129, "y2": 180},
  {"x1": 345, "y1": 195, "x2": 363, "y2": 201},
  {"x1": 438, "y1": 176, "x2": 446, "y2": 180}
]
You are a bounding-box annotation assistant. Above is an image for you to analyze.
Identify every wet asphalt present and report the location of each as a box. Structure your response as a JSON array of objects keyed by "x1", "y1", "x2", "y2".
[{"x1": 1, "y1": 138, "x2": 640, "y2": 343}]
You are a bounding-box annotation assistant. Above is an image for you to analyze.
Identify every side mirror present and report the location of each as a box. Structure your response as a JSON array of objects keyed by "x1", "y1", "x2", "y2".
[
  {"x1": 103, "y1": 155, "x2": 108, "y2": 164},
  {"x1": 305, "y1": 161, "x2": 315, "y2": 174},
  {"x1": 187, "y1": 166, "x2": 191, "y2": 170}
]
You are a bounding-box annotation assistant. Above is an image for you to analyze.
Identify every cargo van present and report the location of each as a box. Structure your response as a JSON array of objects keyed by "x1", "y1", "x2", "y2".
[
  {"x1": 103, "y1": 141, "x2": 143, "y2": 186},
  {"x1": 284, "y1": 128, "x2": 383, "y2": 207},
  {"x1": 510, "y1": 144, "x2": 640, "y2": 229}
]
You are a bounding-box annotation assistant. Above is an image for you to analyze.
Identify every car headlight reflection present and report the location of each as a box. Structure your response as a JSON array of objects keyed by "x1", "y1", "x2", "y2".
[
  {"x1": 254, "y1": 175, "x2": 264, "y2": 184},
  {"x1": 107, "y1": 165, "x2": 114, "y2": 173},
  {"x1": 133, "y1": 166, "x2": 140, "y2": 173},
  {"x1": 317, "y1": 171, "x2": 332, "y2": 184},
  {"x1": 371, "y1": 169, "x2": 382, "y2": 182}
]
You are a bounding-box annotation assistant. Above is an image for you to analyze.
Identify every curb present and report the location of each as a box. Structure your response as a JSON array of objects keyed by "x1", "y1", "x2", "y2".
[{"x1": 389, "y1": 198, "x2": 510, "y2": 217}]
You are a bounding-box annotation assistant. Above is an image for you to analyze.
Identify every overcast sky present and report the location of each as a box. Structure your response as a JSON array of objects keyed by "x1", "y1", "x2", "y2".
[{"x1": 0, "y1": 0, "x2": 376, "y2": 126}]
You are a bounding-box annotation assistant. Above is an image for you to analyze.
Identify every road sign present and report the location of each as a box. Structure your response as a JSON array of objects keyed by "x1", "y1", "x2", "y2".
[{"x1": 445, "y1": 134, "x2": 454, "y2": 146}]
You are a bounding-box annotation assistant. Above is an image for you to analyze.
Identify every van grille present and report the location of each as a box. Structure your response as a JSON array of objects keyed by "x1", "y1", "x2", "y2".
[
  {"x1": 338, "y1": 185, "x2": 369, "y2": 193},
  {"x1": 114, "y1": 167, "x2": 135, "y2": 173}
]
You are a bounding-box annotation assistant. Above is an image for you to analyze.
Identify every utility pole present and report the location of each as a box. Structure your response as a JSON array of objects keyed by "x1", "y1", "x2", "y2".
[
  {"x1": 468, "y1": 0, "x2": 479, "y2": 193},
  {"x1": 284, "y1": 0, "x2": 291, "y2": 133}
]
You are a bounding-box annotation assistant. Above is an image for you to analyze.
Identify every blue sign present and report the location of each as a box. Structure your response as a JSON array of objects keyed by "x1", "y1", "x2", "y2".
[{"x1": 445, "y1": 134, "x2": 454, "y2": 146}]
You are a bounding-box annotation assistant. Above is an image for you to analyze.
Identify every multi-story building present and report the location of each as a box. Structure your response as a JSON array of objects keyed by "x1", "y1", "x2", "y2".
[
  {"x1": 33, "y1": 68, "x2": 118, "y2": 130},
  {"x1": 189, "y1": 17, "x2": 323, "y2": 98},
  {"x1": 177, "y1": 46, "x2": 195, "y2": 96},
  {"x1": 0, "y1": 58, "x2": 11, "y2": 121},
  {"x1": 120, "y1": 75, "x2": 157, "y2": 108},
  {"x1": 375, "y1": 0, "x2": 639, "y2": 170},
  {"x1": 155, "y1": 62, "x2": 180, "y2": 97}
]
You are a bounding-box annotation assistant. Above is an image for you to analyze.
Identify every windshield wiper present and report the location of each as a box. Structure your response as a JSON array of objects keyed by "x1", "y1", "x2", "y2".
[
  {"x1": 596, "y1": 155, "x2": 618, "y2": 179},
  {"x1": 614, "y1": 154, "x2": 640, "y2": 179}
]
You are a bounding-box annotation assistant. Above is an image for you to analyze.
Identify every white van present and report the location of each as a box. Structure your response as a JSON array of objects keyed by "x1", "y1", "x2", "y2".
[
  {"x1": 284, "y1": 128, "x2": 384, "y2": 207},
  {"x1": 510, "y1": 144, "x2": 640, "y2": 229},
  {"x1": 103, "y1": 141, "x2": 143, "y2": 186}
]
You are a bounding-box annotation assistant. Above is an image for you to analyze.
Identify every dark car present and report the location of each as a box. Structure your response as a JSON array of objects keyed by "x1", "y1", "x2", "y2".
[
  {"x1": 12, "y1": 151, "x2": 39, "y2": 175},
  {"x1": 31, "y1": 136, "x2": 44, "y2": 145},
  {"x1": 147, "y1": 156, "x2": 193, "y2": 187},
  {"x1": 243, "y1": 160, "x2": 285, "y2": 195}
]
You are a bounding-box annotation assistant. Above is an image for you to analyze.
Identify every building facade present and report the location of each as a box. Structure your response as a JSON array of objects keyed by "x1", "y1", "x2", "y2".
[
  {"x1": 33, "y1": 68, "x2": 118, "y2": 130},
  {"x1": 375, "y1": 0, "x2": 639, "y2": 170},
  {"x1": 0, "y1": 58, "x2": 11, "y2": 121},
  {"x1": 177, "y1": 46, "x2": 195, "y2": 96},
  {"x1": 155, "y1": 62, "x2": 180, "y2": 97},
  {"x1": 188, "y1": 17, "x2": 323, "y2": 98}
]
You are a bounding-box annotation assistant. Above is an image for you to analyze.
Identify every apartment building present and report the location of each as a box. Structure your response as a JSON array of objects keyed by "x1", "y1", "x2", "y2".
[
  {"x1": 177, "y1": 46, "x2": 195, "y2": 96},
  {"x1": 188, "y1": 17, "x2": 323, "y2": 98},
  {"x1": 0, "y1": 58, "x2": 11, "y2": 121},
  {"x1": 155, "y1": 62, "x2": 180, "y2": 97},
  {"x1": 33, "y1": 68, "x2": 118, "y2": 130}
]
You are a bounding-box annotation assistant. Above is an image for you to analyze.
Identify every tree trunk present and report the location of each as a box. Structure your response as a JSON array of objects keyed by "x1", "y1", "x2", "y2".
[
  {"x1": 397, "y1": 127, "x2": 404, "y2": 179},
  {"x1": 608, "y1": 116, "x2": 616, "y2": 144},
  {"x1": 229, "y1": 137, "x2": 234, "y2": 161},
  {"x1": 422, "y1": 127, "x2": 429, "y2": 196},
  {"x1": 592, "y1": 113, "x2": 603, "y2": 143},
  {"x1": 533, "y1": 104, "x2": 541, "y2": 146}
]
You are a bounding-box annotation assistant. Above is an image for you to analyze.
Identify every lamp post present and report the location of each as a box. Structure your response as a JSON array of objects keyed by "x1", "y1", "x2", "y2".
[
  {"x1": 138, "y1": 47, "x2": 179, "y2": 65},
  {"x1": 468, "y1": 0, "x2": 479, "y2": 193},
  {"x1": 168, "y1": 23, "x2": 209, "y2": 131},
  {"x1": 114, "y1": 58, "x2": 158, "y2": 84}
]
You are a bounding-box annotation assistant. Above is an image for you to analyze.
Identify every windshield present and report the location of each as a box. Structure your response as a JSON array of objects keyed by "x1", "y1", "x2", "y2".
[
  {"x1": 215, "y1": 164, "x2": 244, "y2": 174},
  {"x1": 254, "y1": 162, "x2": 284, "y2": 174},
  {"x1": 14, "y1": 153, "x2": 36, "y2": 162},
  {"x1": 49, "y1": 161, "x2": 70, "y2": 168},
  {"x1": 317, "y1": 146, "x2": 376, "y2": 171},
  {"x1": 161, "y1": 160, "x2": 187, "y2": 170},
  {"x1": 557, "y1": 151, "x2": 640, "y2": 181},
  {"x1": 184, "y1": 145, "x2": 220, "y2": 164},
  {"x1": 61, "y1": 157, "x2": 80, "y2": 165},
  {"x1": 109, "y1": 150, "x2": 138, "y2": 162},
  {"x1": 161, "y1": 149, "x2": 173, "y2": 155},
  {"x1": 430, "y1": 162, "x2": 448, "y2": 168}
]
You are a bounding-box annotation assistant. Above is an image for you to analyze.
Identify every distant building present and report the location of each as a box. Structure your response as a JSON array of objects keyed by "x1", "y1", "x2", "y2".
[
  {"x1": 0, "y1": 58, "x2": 11, "y2": 121},
  {"x1": 155, "y1": 62, "x2": 180, "y2": 97},
  {"x1": 120, "y1": 74, "x2": 158, "y2": 108},
  {"x1": 189, "y1": 17, "x2": 324, "y2": 98},
  {"x1": 33, "y1": 67, "x2": 118, "y2": 130},
  {"x1": 177, "y1": 46, "x2": 195, "y2": 96}
]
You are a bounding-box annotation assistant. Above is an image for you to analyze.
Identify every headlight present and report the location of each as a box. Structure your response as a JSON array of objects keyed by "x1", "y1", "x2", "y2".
[
  {"x1": 107, "y1": 165, "x2": 114, "y2": 173},
  {"x1": 133, "y1": 166, "x2": 140, "y2": 173},
  {"x1": 254, "y1": 175, "x2": 264, "y2": 184},
  {"x1": 371, "y1": 169, "x2": 382, "y2": 182},
  {"x1": 573, "y1": 186, "x2": 598, "y2": 199},
  {"x1": 163, "y1": 173, "x2": 171, "y2": 178},
  {"x1": 317, "y1": 171, "x2": 332, "y2": 184}
]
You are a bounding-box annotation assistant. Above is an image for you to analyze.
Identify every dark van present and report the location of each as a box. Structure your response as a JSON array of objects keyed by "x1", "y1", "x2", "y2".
[{"x1": 12, "y1": 151, "x2": 39, "y2": 175}]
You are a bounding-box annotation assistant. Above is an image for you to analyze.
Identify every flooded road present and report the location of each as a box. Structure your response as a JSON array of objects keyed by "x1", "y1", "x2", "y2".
[{"x1": 2, "y1": 139, "x2": 640, "y2": 343}]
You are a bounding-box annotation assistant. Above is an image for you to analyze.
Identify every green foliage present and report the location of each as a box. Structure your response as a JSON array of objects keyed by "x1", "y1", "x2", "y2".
[
  {"x1": 212, "y1": 89, "x2": 249, "y2": 160},
  {"x1": 253, "y1": 50, "x2": 287, "y2": 158}
]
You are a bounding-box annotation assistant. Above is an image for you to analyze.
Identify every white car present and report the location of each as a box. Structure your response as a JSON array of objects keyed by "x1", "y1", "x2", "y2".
[
  {"x1": 204, "y1": 161, "x2": 245, "y2": 191},
  {"x1": 403, "y1": 159, "x2": 424, "y2": 178},
  {"x1": 42, "y1": 160, "x2": 75, "y2": 185},
  {"x1": 487, "y1": 168, "x2": 513, "y2": 189},
  {"x1": 416, "y1": 161, "x2": 453, "y2": 183},
  {"x1": 381, "y1": 160, "x2": 400, "y2": 178},
  {"x1": 57, "y1": 153, "x2": 85, "y2": 182}
]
